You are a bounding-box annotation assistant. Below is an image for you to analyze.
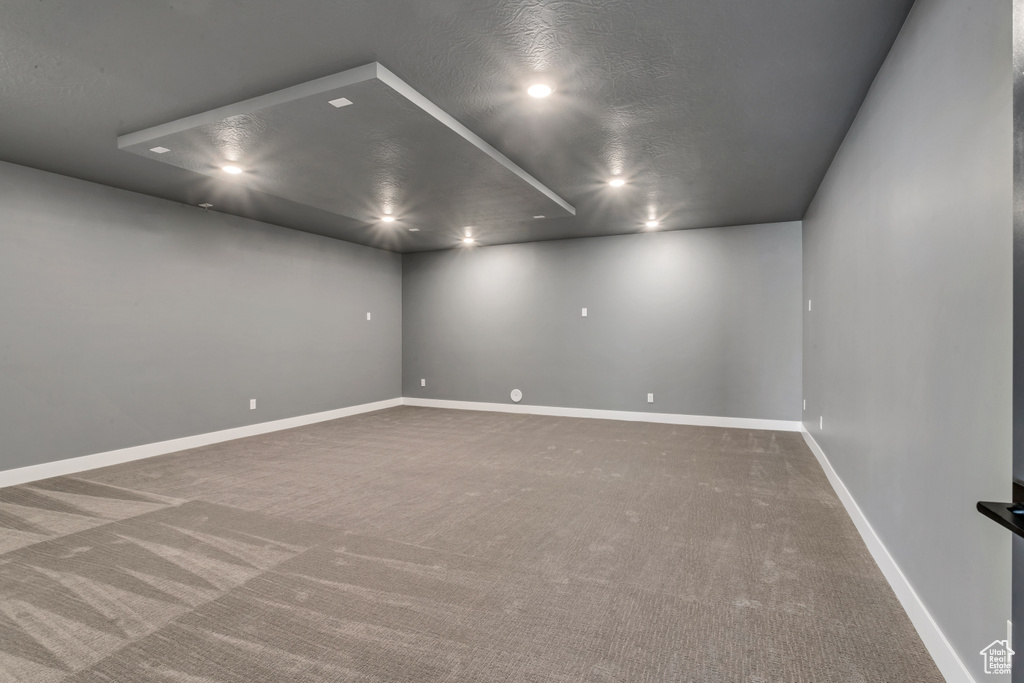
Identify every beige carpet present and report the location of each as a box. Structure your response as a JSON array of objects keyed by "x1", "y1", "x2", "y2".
[{"x1": 0, "y1": 406, "x2": 941, "y2": 681}]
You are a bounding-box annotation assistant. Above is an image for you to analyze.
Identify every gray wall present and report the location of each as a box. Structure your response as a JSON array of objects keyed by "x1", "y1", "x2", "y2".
[
  {"x1": 802, "y1": 0, "x2": 1012, "y2": 678},
  {"x1": 0, "y1": 161, "x2": 402, "y2": 471},
  {"x1": 403, "y1": 223, "x2": 802, "y2": 420}
]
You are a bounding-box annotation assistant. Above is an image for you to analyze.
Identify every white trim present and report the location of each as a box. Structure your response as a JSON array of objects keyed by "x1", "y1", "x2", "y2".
[
  {"x1": 0, "y1": 398, "x2": 402, "y2": 489},
  {"x1": 1, "y1": 397, "x2": 798, "y2": 491},
  {"x1": 800, "y1": 429, "x2": 974, "y2": 683},
  {"x1": 2, "y1": 399, "x2": 965, "y2": 679},
  {"x1": 401, "y1": 397, "x2": 802, "y2": 432}
]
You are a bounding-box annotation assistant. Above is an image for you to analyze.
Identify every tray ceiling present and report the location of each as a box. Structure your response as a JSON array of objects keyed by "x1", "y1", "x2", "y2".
[
  {"x1": 0, "y1": 0, "x2": 916, "y2": 252},
  {"x1": 117, "y1": 63, "x2": 574, "y2": 248}
]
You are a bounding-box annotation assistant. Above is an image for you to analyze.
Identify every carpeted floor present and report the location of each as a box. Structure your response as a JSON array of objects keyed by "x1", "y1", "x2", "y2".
[{"x1": 0, "y1": 406, "x2": 941, "y2": 681}]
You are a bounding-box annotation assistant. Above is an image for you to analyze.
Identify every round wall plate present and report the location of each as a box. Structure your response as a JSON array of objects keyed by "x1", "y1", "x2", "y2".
[{"x1": 510, "y1": 389, "x2": 523, "y2": 403}]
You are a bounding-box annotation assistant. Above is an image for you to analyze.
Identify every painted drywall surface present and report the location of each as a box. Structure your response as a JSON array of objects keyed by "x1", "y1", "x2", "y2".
[
  {"x1": 802, "y1": 0, "x2": 1012, "y2": 677},
  {"x1": 0, "y1": 0, "x2": 913, "y2": 249},
  {"x1": 403, "y1": 223, "x2": 801, "y2": 421},
  {"x1": 0, "y1": 161, "x2": 402, "y2": 471}
]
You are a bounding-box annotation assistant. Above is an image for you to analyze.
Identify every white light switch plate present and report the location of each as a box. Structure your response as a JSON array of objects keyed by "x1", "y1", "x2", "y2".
[
  {"x1": 581, "y1": 307, "x2": 588, "y2": 317},
  {"x1": 366, "y1": 312, "x2": 371, "y2": 321},
  {"x1": 421, "y1": 378, "x2": 426, "y2": 387},
  {"x1": 250, "y1": 399, "x2": 256, "y2": 410},
  {"x1": 647, "y1": 393, "x2": 654, "y2": 403}
]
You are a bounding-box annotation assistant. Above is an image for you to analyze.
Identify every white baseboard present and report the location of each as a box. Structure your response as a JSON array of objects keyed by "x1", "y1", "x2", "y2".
[
  {"x1": 0, "y1": 398, "x2": 967, "y2": 679},
  {"x1": 800, "y1": 429, "x2": 973, "y2": 683},
  {"x1": 402, "y1": 397, "x2": 802, "y2": 432},
  {"x1": 0, "y1": 398, "x2": 402, "y2": 489},
  {"x1": 2, "y1": 397, "x2": 795, "y2": 491}
]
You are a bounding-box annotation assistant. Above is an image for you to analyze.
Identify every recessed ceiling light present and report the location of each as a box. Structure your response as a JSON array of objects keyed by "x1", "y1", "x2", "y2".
[
  {"x1": 527, "y1": 83, "x2": 553, "y2": 98},
  {"x1": 150, "y1": 146, "x2": 170, "y2": 154},
  {"x1": 609, "y1": 178, "x2": 626, "y2": 187},
  {"x1": 222, "y1": 165, "x2": 243, "y2": 175},
  {"x1": 328, "y1": 97, "x2": 353, "y2": 108},
  {"x1": 409, "y1": 228, "x2": 420, "y2": 232},
  {"x1": 463, "y1": 237, "x2": 476, "y2": 244},
  {"x1": 645, "y1": 220, "x2": 660, "y2": 229},
  {"x1": 381, "y1": 215, "x2": 396, "y2": 222}
]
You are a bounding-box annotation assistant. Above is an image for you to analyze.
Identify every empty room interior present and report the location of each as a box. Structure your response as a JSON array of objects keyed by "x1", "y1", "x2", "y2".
[{"x1": 0, "y1": 0, "x2": 1020, "y2": 681}]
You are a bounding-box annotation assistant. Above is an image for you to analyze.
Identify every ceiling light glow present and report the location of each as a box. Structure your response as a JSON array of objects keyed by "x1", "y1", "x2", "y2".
[
  {"x1": 609, "y1": 178, "x2": 626, "y2": 187},
  {"x1": 527, "y1": 83, "x2": 553, "y2": 98},
  {"x1": 381, "y1": 215, "x2": 396, "y2": 223},
  {"x1": 463, "y1": 237, "x2": 476, "y2": 244},
  {"x1": 645, "y1": 220, "x2": 660, "y2": 229},
  {"x1": 222, "y1": 165, "x2": 243, "y2": 175}
]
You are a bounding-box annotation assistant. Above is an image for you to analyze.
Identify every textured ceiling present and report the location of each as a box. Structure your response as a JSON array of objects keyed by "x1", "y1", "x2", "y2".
[
  {"x1": 118, "y1": 63, "x2": 575, "y2": 250},
  {"x1": 0, "y1": 0, "x2": 914, "y2": 252}
]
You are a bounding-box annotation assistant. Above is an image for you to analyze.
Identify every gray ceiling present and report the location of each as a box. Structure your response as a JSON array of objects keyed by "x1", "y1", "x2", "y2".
[
  {"x1": 117, "y1": 63, "x2": 576, "y2": 250},
  {"x1": 0, "y1": 0, "x2": 914, "y2": 252}
]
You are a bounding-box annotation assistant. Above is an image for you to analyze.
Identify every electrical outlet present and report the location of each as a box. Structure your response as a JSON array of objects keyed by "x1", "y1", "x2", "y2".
[
  {"x1": 421, "y1": 378, "x2": 426, "y2": 387},
  {"x1": 250, "y1": 399, "x2": 256, "y2": 410},
  {"x1": 647, "y1": 393, "x2": 654, "y2": 403},
  {"x1": 366, "y1": 312, "x2": 371, "y2": 321},
  {"x1": 581, "y1": 307, "x2": 588, "y2": 317}
]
